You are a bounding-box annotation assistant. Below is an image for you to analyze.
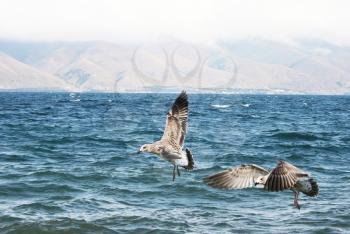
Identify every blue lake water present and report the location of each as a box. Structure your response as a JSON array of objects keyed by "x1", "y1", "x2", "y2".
[{"x1": 0, "y1": 92, "x2": 349, "y2": 233}]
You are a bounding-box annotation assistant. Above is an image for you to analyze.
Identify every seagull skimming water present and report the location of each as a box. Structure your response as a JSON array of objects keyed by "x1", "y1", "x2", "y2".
[
  {"x1": 139, "y1": 91, "x2": 194, "y2": 181},
  {"x1": 204, "y1": 160, "x2": 318, "y2": 209}
]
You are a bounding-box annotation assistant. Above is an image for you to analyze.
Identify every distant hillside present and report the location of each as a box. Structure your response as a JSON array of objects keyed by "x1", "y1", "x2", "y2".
[
  {"x1": 0, "y1": 52, "x2": 72, "y2": 91},
  {"x1": 0, "y1": 39, "x2": 349, "y2": 94}
]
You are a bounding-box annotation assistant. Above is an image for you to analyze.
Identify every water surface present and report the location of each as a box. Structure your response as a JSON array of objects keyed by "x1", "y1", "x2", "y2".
[{"x1": 0, "y1": 93, "x2": 349, "y2": 233}]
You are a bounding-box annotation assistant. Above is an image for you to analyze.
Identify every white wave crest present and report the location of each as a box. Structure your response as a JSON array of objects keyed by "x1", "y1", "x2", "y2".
[{"x1": 211, "y1": 104, "x2": 230, "y2": 109}]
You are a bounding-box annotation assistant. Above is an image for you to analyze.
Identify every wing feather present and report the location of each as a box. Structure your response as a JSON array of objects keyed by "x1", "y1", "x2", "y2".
[
  {"x1": 204, "y1": 164, "x2": 269, "y2": 190},
  {"x1": 161, "y1": 91, "x2": 188, "y2": 147},
  {"x1": 264, "y1": 161, "x2": 309, "y2": 192}
]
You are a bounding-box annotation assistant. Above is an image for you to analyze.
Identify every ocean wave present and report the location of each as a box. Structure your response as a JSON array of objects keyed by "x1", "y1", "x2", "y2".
[
  {"x1": 29, "y1": 170, "x2": 110, "y2": 183},
  {"x1": 269, "y1": 132, "x2": 324, "y2": 141},
  {"x1": 14, "y1": 202, "x2": 65, "y2": 213},
  {"x1": 70, "y1": 98, "x2": 81, "y2": 102},
  {"x1": 1, "y1": 218, "x2": 115, "y2": 234},
  {"x1": 211, "y1": 104, "x2": 231, "y2": 109}
]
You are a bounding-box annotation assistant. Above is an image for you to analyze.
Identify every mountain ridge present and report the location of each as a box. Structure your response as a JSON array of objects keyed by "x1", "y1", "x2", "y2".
[{"x1": 0, "y1": 39, "x2": 349, "y2": 94}]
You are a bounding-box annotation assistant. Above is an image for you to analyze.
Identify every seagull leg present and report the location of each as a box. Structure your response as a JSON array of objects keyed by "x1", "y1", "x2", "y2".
[
  {"x1": 177, "y1": 166, "x2": 180, "y2": 177},
  {"x1": 172, "y1": 165, "x2": 176, "y2": 181},
  {"x1": 294, "y1": 191, "x2": 300, "y2": 210}
]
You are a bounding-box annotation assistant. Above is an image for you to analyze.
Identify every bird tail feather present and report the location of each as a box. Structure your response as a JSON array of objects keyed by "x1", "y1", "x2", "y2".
[
  {"x1": 183, "y1": 148, "x2": 194, "y2": 170},
  {"x1": 305, "y1": 178, "x2": 319, "y2": 197}
]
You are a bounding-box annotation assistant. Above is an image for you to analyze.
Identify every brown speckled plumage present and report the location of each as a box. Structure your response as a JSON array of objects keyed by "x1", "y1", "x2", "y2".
[
  {"x1": 139, "y1": 91, "x2": 194, "y2": 181},
  {"x1": 204, "y1": 160, "x2": 318, "y2": 209}
]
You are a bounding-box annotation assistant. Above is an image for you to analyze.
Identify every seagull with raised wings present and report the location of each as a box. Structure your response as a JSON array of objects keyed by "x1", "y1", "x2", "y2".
[
  {"x1": 139, "y1": 91, "x2": 194, "y2": 181},
  {"x1": 204, "y1": 160, "x2": 318, "y2": 209}
]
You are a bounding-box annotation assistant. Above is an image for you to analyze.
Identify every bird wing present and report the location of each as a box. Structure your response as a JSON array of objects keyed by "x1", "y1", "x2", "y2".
[
  {"x1": 161, "y1": 91, "x2": 188, "y2": 147},
  {"x1": 204, "y1": 164, "x2": 269, "y2": 190},
  {"x1": 264, "y1": 160, "x2": 309, "y2": 192}
]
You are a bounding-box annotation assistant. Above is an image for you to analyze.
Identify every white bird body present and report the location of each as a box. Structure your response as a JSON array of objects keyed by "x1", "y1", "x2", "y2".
[{"x1": 159, "y1": 150, "x2": 189, "y2": 167}]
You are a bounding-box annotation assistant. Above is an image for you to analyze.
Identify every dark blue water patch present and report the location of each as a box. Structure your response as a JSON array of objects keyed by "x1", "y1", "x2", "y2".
[
  {"x1": 13, "y1": 202, "x2": 65, "y2": 213},
  {"x1": 2, "y1": 218, "x2": 118, "y2": 234},
  {"x1": 268, "y1": 131, "x2": 325, "y2": 141},
  {"x1": 0, "y1": 92, "x2": 350, "y2": 233}
]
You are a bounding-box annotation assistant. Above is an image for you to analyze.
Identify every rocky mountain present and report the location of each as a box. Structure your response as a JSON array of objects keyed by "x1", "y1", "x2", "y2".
[{"x1": 0, "y1": 39, "x2": 349, "y2": 94}]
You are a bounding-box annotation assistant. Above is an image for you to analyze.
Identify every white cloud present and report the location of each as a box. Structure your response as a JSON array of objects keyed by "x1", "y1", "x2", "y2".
[{"x1": 0, "y1": 0, "x2": 349, "y2": 44}]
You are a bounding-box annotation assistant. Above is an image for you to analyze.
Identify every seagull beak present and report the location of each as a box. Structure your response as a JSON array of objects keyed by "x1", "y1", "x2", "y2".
[{"x1": 137, "y1": 150, "x2": 142, "y2": 154}]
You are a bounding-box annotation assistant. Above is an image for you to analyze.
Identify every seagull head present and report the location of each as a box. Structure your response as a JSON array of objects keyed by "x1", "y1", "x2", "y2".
[
  {"x1": 254, "y1": 176, "x2": 267, "y2": 186},
  {"x1": 139, "y1": 144, "x2": 151, "y2": 153}
]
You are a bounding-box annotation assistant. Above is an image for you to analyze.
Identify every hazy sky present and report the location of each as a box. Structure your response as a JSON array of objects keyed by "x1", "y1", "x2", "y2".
[{"x1": 0, "y1": 0, "x2": 349, "y2": 44}]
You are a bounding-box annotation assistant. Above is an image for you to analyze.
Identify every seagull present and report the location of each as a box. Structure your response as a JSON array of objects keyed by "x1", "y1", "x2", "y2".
[
  {"x1": 204, "y1": 160, "x2": 319, "y2": 209},
  {"x1": 139, "y1": 91, "x2": 194, "y2": 181}
]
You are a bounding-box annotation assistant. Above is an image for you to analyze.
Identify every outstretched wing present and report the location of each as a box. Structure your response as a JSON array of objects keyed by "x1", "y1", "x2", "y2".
[
  {"x1": 161, "y1": 91, "x2": 188, "y2": 147},
  {"x1": 264, "y1": 160, "x2": 309, "y2": 192},
  {"x1": 204, "y1": 164, "x2": 269, "y2": 190}
]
